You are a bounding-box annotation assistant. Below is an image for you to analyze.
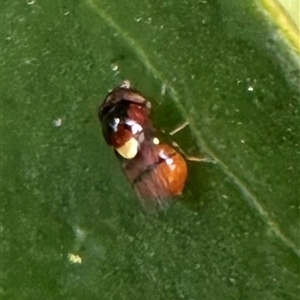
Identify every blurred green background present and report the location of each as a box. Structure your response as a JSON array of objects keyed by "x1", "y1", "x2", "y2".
[{"x1": 2, "y1": 0, "x2": 299, "y2": 299}]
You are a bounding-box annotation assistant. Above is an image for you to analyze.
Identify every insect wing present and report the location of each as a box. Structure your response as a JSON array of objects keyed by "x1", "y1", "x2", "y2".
[{"x1": 121, "y1": 143, "x2": 187, "y2": 210}]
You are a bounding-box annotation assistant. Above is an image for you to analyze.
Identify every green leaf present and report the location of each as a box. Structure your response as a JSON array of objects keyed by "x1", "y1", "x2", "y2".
[{"x1": 2, "y1": 0, "x2": 299, "y2": 299}]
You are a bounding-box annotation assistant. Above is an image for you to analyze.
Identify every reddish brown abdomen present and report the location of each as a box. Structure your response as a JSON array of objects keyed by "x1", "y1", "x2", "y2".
[{"x1": 122, "y1": 143, "x2": 187, "y2": 200}]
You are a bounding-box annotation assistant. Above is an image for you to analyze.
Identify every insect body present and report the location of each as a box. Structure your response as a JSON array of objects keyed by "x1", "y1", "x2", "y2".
[{"x1": 98, "y1": 82, "x2": 187, "y2": 207}]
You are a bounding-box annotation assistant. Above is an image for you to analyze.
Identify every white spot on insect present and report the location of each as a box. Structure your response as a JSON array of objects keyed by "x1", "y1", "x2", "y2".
[
  {"x1": 126, "y1": 120, "x2": 143, "y2": 134},
  {"x1": 159, "y1": 151, "x2": 175, "y2": 169},
  {"x1": 125, "y1": 120, "x2": 134, "y2": 126},
  {"x1": 153, "y1": 137, "x2": 159, "y2": 145},
  {"x1": 159, "y1": 150, "x2": 168, "y2": 160},
  {"x1": 132, "y1": 123, "x2": 142, "y2": 134},
  {"x1": 166, "y1": 158, "x2": 174, "y2": 165},
  {"x1": 53, "y1": 118, "x2": 62, "y2": 127},
  {"x1": 110, "y1": 118, "x2": 120, "y2": 132},
  {"x1": 68, "y1": 253, "x2": 82, "y2": 264}
]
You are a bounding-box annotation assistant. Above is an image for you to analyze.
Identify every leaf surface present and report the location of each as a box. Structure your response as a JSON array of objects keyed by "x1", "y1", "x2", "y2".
[{"x1": 2, "y1": 0, "x2": 299, "y2": 299}]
